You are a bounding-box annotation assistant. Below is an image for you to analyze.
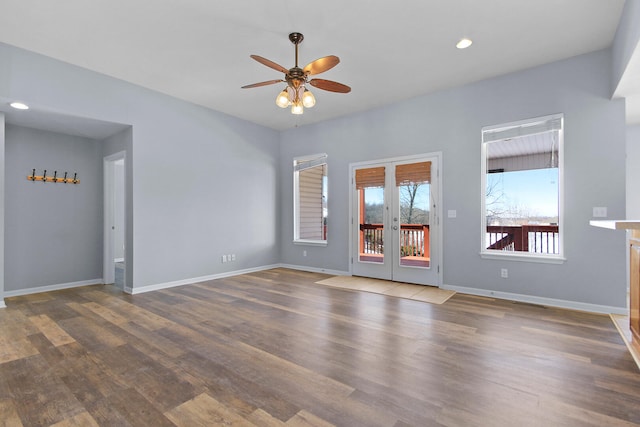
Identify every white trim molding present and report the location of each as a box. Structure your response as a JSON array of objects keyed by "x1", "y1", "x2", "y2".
[
  {"x1": 127, "y1": 264, "x2": 282, "y2": 294},
  {"x1": 278, "y1": 264, "x2": 350, "y2": 277},
  {"x1": 442, "y1": 283, "x2": 627, "y2": 315},
  {"x1": 128, "y1": 264, "x2": 350, "y2": 295},
  {"x1": 0, "y1": 299, "x2": 6, "y2": 308},
  {"x1": 3, "y1": 279, "x2": 104, "y2": 298}
]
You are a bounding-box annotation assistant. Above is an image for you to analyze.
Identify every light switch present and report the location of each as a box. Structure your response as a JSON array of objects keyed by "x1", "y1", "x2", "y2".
[
  {"x1": 593, "y1": 207, "x2": 607, "y2": 218},
  {"x1": 448, "y1": 210, "x2": 457, "y2": 218}
]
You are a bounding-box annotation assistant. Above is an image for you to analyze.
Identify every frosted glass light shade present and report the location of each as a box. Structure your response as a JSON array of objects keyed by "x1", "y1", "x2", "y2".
[
  {"x1": 291, "y1": 101, "x2": 304, "y2": 115},
  {"x1": 302, "y1": 89, "x2": 316, "y2": 108},
  {"x1": 275, "y1": 89, "x2": 290, "y2": 108}
]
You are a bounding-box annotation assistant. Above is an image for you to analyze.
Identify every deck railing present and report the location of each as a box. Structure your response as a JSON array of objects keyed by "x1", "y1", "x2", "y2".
[
  {"x1": 359, "y1": 224, "x2": 430, "y2": 257},
  {"x1": 359, "y1": 224, "x2": 558, "y2": 257},
  {"x1": 486, "y1": 225, "x2": 559, "y2": 254}
]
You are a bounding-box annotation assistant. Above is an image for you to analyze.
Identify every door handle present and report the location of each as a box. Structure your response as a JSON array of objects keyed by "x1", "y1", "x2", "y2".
[{"x1": 392, "y1": 225, "x2": 398, "y2": 230}]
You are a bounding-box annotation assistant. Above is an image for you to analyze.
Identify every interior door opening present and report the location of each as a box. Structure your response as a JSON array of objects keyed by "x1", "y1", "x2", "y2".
[{"x1": 104, "y1": 152, "x2": 126, "y2": 290}]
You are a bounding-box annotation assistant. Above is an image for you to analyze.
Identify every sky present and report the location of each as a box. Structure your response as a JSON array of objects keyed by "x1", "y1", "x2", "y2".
[
  {"x1": 362, "y1": 167, "x2": 558, "y2": 219},
  {"x1": 487, "y1": 168, "x2": 559, "y2": 218}
]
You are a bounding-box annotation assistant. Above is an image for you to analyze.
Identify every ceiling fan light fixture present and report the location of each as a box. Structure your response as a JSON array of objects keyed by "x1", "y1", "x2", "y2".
[
  {"x1": 302, "y1": 89, "x2": 316, "y2": 108},
  {"x1": 275, "y1": 89, "x2": 290, "y2": 108},
  {"x1": 456, "y1": 38, "x2": 473, "y2": 49},
  {"x1": 243, "y1": 32, "x2": 351, "y2": 115}
]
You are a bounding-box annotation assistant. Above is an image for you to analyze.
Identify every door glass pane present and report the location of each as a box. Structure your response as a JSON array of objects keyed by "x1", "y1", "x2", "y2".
[
  {"x1": 396, "y1": 162, "x2": 431, "y2": 268},
  {"x1": 357, "y1": 167, "x2": 385, "y2": 263}
]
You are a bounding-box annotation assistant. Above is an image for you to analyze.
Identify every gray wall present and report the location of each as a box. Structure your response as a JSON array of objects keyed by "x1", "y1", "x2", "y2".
[
  {"x1": 0, "y1": 113, "x2": 4, "y2": 305},
  {"x1": 628, "y1": 124, "x2": 640, "y2": 218},
  {"x1": 0, "y1": 40, "x2": 629, "y2": 310},
  {"x1": 279, "y1": 49, "x2": 628, "y2": 309},
  {"x1": 4, "y1": 125, "x2": 103, "y2": 291},
  {"x1": 0, "y1": 42, "x2": 281, "y2": 291},
  {"x1": 612, "y1": 0, "x2": 640, "y2": 94}
]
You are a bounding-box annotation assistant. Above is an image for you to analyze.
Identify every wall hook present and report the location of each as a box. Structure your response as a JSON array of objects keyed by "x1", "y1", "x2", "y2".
[{"x1": 26, "y1": 169, "x2": 80, "y2": 184}]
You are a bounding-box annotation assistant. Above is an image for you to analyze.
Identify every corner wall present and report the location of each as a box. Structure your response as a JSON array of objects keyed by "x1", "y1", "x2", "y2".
[{"x1": 612, "y1": 0, "x2": 640, "y2": 95}]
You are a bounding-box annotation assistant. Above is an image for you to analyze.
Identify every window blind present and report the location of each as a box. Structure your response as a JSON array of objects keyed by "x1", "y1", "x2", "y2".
[
  {"x1": 294, "y1": 154, "x2": 327, "y2": 172},
  {"x1": 355, "y1": 167, "x2": 385, "y2": 189},
  {"x1": 395, "y1": 162, "x2": 431, "y2": 186},
  {"x1": 298, "y1": 165, "x2": 325, "y2": 240},
  {"x1": 482, "y1": 116, "x2": 562, "y2": 143}
]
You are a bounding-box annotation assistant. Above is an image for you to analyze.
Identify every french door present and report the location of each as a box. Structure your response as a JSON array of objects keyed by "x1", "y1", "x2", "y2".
[{"x1": 350, "y1": 154, "x2": 441, "y2": 286}]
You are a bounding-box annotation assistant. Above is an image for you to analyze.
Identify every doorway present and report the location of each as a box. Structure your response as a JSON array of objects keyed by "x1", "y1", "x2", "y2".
[
  {"x1": 350, "y1": 153, "x2": 441, "y2": 286},
  {"x1": 103, "y1": 152, "x2": 126, "y2": 289}
]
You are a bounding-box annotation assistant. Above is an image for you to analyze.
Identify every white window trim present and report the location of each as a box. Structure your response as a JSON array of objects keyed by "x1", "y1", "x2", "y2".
[
  {"x1": 293, "y1": 153, "x2": 328, "y2": 245},
  {"x1": 480, "y1": 113, "x2": 565, "y2": 263}
]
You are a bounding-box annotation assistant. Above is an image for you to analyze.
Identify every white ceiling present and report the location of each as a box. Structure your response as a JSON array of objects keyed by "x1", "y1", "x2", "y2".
[{"x1": 0, "y1": 0, "x2": 635, "y2": 133}]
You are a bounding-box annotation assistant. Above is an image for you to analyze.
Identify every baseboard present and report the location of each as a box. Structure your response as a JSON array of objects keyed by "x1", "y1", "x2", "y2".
[
  {"x1": 0, "y1": 299, "x2": 6, "y2": 308},
  {"x1": 442, "y1": 284, "x2": 628, "y2": 315},
  {"x1": 128, "y1": 263, "x2": 350, "y2": 295},
  {"x1": 278, "y1": 263, "x2": 350, "y2": 277},
  {"x1": 128, "y1": 264, "x2": 282, "y2": 295},
  {"x1": 3, "y1": 279, "x2": 104, "y2": 298}
]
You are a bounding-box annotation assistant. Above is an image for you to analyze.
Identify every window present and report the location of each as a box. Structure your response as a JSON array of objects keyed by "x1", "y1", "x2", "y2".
[
  {"x1": 294, "y1": 154, "x2": 328, "y2": 244},
  {"x1": 481, "y1": 114, "x2": 564, "y2": 261}
]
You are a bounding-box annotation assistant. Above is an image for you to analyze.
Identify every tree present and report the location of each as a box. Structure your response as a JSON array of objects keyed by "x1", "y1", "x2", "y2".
[
  {"x1": 485, "y1": 173, "x2": 506, "y2": 223},
  {"x1": 364, "y1": 202, "x2": 384, "y2": 224},
  {"x1": 400, "y1": 183, "x2": 430, "y2": 225}
]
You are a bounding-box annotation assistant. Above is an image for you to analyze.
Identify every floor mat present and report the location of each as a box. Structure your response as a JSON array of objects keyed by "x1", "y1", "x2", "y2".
[{"x1": 316, "y1": 275, "x2": 455, "y2": 305}]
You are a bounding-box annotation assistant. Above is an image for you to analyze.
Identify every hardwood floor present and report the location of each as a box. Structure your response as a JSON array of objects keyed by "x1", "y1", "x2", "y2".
[{"x1": 1, "y1": 267, "x2": 640, "y2": 426}]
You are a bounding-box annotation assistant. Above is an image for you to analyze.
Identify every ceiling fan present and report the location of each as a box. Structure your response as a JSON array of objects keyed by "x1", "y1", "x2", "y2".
[{"x1": 241, "y1": 32, "x2": 351, "y2": 115}]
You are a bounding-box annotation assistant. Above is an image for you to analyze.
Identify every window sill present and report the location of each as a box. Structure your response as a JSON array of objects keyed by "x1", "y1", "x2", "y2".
[
  {"x1": 293, "y1": 240, "x2": 328, "y2": 247},
  {"x1": 480, "y1": 251, "x2": 566, "y2": 264}
]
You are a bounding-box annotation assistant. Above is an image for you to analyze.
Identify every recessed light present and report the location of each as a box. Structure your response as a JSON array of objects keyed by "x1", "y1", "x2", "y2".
[
  {"x1": 9, "y1": 102, "x2": 29, "y2": 110},
  {"x1": 456, "y1": 38, "x2": 473, "y2": 49}
]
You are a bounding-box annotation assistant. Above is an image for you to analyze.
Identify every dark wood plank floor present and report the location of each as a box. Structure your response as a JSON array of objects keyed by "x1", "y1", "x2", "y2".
[{"x1": 2, "y1": 267, "x2": 640, "y2": 426}]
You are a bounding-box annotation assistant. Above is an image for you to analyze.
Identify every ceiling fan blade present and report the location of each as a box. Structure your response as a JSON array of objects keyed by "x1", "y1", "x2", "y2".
[
  {"x1": 309, "y1": 78, "x2": 351, "y2": 93},
  {"x1": 303, "y1": 55, "x2": 340, "y2": 75},
  {"x1": 241, "y1": 79, "x2": 284, "y2": 89},
  {"x1": 250, "y1": 55, "x2": 288, "y2": 74}
]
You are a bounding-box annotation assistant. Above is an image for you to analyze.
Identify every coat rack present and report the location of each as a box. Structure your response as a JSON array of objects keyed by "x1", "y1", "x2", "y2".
[{"x1": 27, "y1": 169, "x2": 80, "y2": 184}]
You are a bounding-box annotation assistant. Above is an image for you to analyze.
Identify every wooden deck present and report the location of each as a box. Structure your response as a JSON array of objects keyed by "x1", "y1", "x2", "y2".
[
  {"x1": 1, "y1": 267, "x2": 640, "y2": 426},
  {"x1": 359, "y1": 253, "x2": 430, "y2": 267}
]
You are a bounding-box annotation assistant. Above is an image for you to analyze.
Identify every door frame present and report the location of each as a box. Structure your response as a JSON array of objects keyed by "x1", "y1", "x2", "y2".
[
  {"x1": 348, "y1": 152, "x2": 443, "y2": 286},
  {"x1": 103, "y1": 151, "x2": 126, "y2": 286}
]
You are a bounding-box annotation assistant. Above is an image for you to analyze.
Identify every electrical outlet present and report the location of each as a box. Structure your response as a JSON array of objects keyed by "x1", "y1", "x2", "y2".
[
  {"x1": 222, "y1": 255, "x2": 227, "y2": 263},
  {"x1": 501, "y1": 268, "x2": 508, "y2": 278},
  {"x1": 231, "y1": 254, "x2": 236, "y2": 261},
  {"x1": 303, "y1": 250, "x2": 307, "y2": 257}
]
